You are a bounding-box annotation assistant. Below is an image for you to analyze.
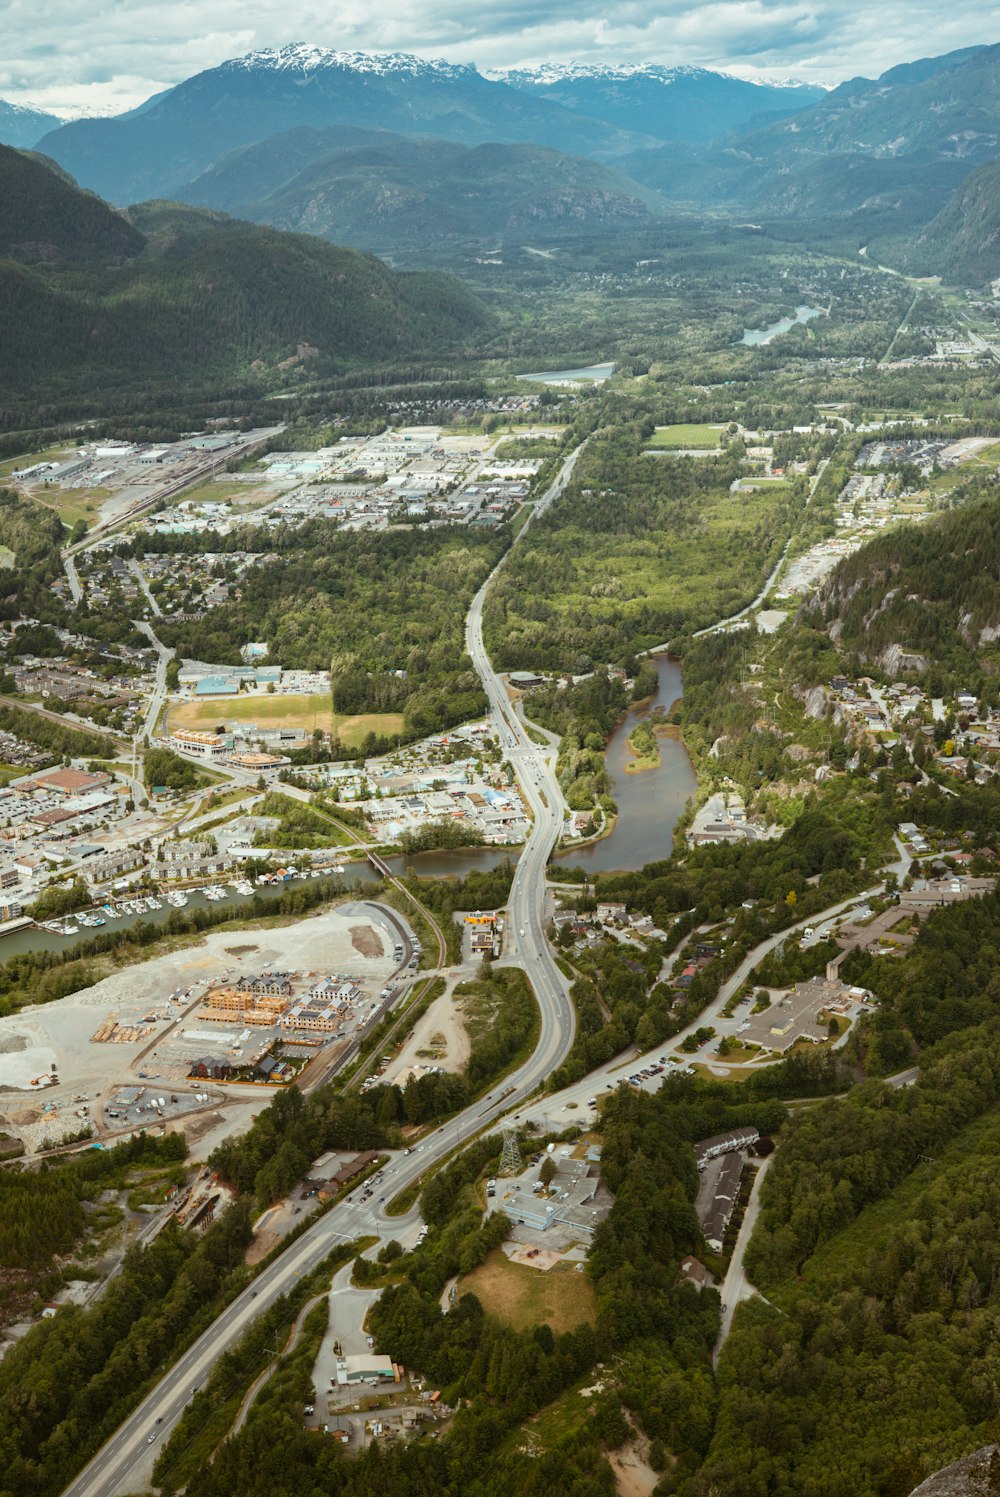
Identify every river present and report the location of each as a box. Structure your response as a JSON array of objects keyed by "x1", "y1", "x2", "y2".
[
  {"x1": 518, "y1": 362, "x2": 615, "y2": 384},
  {"x1": 741, "y1": 305, "x2": 826, "y2": 345},
  {"x1": 552, "y1": 655, "x2": 697, "y2": 874},
  {"x1": 0, "y1": 847, "x2": 520, "y2": 962}
]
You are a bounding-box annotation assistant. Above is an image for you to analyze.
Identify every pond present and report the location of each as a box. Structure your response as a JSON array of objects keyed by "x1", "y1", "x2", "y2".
[{"x1": 552, "y1": 655, "x2": 697, "y2": 875}]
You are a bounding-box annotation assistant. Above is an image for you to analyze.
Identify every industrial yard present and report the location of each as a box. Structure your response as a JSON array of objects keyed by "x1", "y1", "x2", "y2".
[{"x1": 0, "y1": 902, "x2": 412, "y2": 1156}]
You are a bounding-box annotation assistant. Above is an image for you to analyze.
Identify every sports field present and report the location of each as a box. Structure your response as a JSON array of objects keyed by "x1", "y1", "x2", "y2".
[{"x1": 167, "y1": 692, "x2": 404, "y2": 747}]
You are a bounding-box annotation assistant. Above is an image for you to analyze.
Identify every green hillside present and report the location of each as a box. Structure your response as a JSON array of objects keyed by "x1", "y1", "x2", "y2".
[
  {"x1": 0, "y1": 147, "x2": 143, "y2": 262},
  {"x1": 805, "y1": 492, "x2": 1000, "y2": 681},
  {"x1": 0, "y1": 146, "x2": 491, "y2": 404},
  {"x1": 890, "y1": 160, "x2": 1000, "y2": 282},
  {"x1": 181, "y1": 130, "x2": 664, "y2": 248}
]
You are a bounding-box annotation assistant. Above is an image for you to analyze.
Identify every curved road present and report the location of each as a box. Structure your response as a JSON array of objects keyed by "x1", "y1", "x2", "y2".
[{"x1": 63, "y1": 444, "x2": 587, "y2": 1497}]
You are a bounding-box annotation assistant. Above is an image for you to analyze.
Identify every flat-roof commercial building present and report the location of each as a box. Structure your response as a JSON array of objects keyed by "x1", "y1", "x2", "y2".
[
  {"x1": 334, "y1": 1355, "x2": 400, "y2": 1386},
  {"x1": 169, "y1": 730, "x2": 231, "y2": 760}
]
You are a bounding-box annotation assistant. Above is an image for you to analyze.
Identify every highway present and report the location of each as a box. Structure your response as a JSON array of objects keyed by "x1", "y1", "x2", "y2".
[
  {"x1": 63, "y1": 442, "x2": 587, "y2": 1497},
  {"x1": 60, "y1": 431, "x2": 918, "y2": 1496},
  {"x1": 513, "y1": 839, "x2": 914, "y2": 1129}
]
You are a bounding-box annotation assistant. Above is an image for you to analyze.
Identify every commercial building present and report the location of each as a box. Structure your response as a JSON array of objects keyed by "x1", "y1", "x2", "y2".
[
  {"x1": 334, "y1": 1355, "x2": 400, "y2": 1387},
  {"x1": 169, "y1": 730, "x2": 231, "y2": 760}
]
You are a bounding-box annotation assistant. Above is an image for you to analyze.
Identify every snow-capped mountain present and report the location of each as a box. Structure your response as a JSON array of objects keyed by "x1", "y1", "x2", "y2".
[
  {"x1": 37, "y1": 44, "x2": 653, "y2": 204},
  {"x1": 0, "y1": 97, "x2": 62, "y2": 150},
  {"x1": 33, "y1": 43, "x2": 829, "y2": 206},
  {"x1": 495, "y1": 61, "x2": 827, "y2": 143},
  {"x1": 497, "y1": 62, "x2": 723, "y2": 86},
  {"x1": 224, "y1": 43, "x2": 477, "y2": 81}
]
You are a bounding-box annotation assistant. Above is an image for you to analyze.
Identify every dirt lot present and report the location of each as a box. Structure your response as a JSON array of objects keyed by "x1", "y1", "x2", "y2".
[
  {"x1": 167, "y1": 694, "x2": 404, "y2": 748},
  {"x1": 350, "y1": 924, "x2": 384, "y2": 959},
  {"x1": 458, "y1": 1247, "x2": 596, "y2": 1334},
  {"x1": 382, "y1": 974, "x2": 471, "y2": 1084}
]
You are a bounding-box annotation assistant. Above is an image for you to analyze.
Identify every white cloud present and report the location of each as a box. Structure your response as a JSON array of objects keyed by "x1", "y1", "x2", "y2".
[{"x1": 1, "y1": 0, "x2": 997, "y2": 116}]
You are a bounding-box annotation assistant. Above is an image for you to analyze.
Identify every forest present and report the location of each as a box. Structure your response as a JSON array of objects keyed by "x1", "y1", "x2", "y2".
[
  {"x1": 0, "y1": 1133, "x2": 186, "y2": 1322},
  {"x1": 153, "y1": 520, "x2": 505, "y2": 734},
  {"x1": 0, "y1": 489, "x2": 67, "y2": 622},
  {"x1": 684, "y1": 1026, "x2": 1000, "y2": 1496},
  {"x1": 155, "y1": 1073, "x2": 790, "y2": 1497},
  {"x1": 0, "y1": 150, "x2": 493, "y2": 412},
  {"x1": 806, "y1": 486, "x2": 1000, "y2": 690},
  {"x1": 484, "y1": 420, "x2": 805, "y2": 671},
  {"x1": 0, "y1": 1139, "x2": 255, "y2": 1497}
]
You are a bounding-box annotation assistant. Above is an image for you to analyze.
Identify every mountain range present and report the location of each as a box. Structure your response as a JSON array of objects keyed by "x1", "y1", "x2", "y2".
[
  {"x1": 497, "y1": 63, "x2": 826, "y2": 144},
  {"x1": 32, "y1": 46, "x2": 660, "y2": 205},
  {"x1": 0, "y1": 97, "x2": 60, "y2": 150},
  {"x1": 30, "y1": 45, "x2": 827, "y2": 206},
  {"x1": 8, "y1": 40, "x2": 1000, "y2": 279}
]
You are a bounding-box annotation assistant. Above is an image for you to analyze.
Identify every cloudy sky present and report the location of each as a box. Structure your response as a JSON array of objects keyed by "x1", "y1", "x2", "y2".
[{"x1": 3, "y1": 0, "x2": 998, "y2": 116}]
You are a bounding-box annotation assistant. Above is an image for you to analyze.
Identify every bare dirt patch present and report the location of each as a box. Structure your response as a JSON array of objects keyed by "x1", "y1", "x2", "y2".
[
  {"x1": 383, "y1": 976, "x2": 470, "y2": 1083},
  {"x1": 246, "y1": 1229, "x2": 280, "y2": 1266},
  {"x1": 181, "y1": 1110, "x2": 227, "y2": 1145},
  {"x1": 608, "y1": 1430, "x2": 660, "y2": 1497},
  {"x1": 225, "y1": 945, "x2": 259, "y2": 957},
  {"x1": 350, "y1": 925, "x2": 383, "y2": 959}
]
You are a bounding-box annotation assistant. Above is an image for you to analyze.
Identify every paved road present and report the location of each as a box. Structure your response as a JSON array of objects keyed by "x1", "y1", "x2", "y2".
[
  {"x1": 63, "y1": 553, "x2": 83, "y2": 606},
  {"x1": 129, "y1": 560, "x2": 161, "y2": 618},
  {"x1": 516, "y1": 848, "x2": 913, "y2": 1128},
  {"x1": 134, "y1": 619, "x2": 174, "y2": 745},
  {"x1": 63, "y1": 442, "x2": 587, "y2": 1497},
  {"x1": 713, "y1": 1153, "x2": 773, "y2": 1366}
]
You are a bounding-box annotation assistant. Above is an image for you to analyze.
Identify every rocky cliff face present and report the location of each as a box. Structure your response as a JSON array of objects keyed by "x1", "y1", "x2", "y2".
[{"x1": 910, "y1": 1445, "x2": 1000, "y2": 1496}]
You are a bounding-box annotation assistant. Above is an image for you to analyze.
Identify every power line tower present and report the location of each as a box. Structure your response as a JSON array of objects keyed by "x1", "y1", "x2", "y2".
[{"x1": 500, "y1": 1127, "x2": 522, "y2": 1176}]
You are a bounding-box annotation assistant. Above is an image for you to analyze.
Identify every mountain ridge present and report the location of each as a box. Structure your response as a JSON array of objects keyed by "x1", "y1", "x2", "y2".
[
  {"x1": 0, "y1": 146, "x2": 492, "y2": 402},
  {"x1": 35, "y1": 49, "x2": 657, "y2": 205},
  {"x1": 178, "y1": 129, "x2": 667, "y2": 247},
  {"x1": 0, "y1": 97, "x2": 61, "y2": 149}
]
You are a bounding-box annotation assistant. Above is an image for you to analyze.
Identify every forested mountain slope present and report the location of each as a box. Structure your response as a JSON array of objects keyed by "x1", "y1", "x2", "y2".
[
  {"x1": 0, "y1": 147, "x2": 143, "y2": 262},
  {"x1": 804, "y1": 490, "x2": 1000, "y2": 680},
  {"x1": 179, "y1": 131, "x2": 665, "y2": 248},
  {"x1": 0, "y1": 148, "x2": 491, "y2": 402},
  {"x1": 893, "y1": 160, "x2": 1000, "y2": 281}
]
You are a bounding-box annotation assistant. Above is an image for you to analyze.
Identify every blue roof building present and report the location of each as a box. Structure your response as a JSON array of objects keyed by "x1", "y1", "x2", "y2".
[{"x1": 195, "y1": 675, "x2": 239, "y2": 697}]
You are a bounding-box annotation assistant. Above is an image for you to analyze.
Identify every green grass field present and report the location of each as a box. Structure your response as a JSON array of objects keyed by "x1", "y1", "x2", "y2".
[
  {"x1": 168, "y1": 692, "x2": 404, "y2": 747},
  {"x1": 458, "y1": 1249, "x2": 597, "y2": 1334},
  {"x1": 647, "y1": 424, "x2": 725, "y2": 449}
]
